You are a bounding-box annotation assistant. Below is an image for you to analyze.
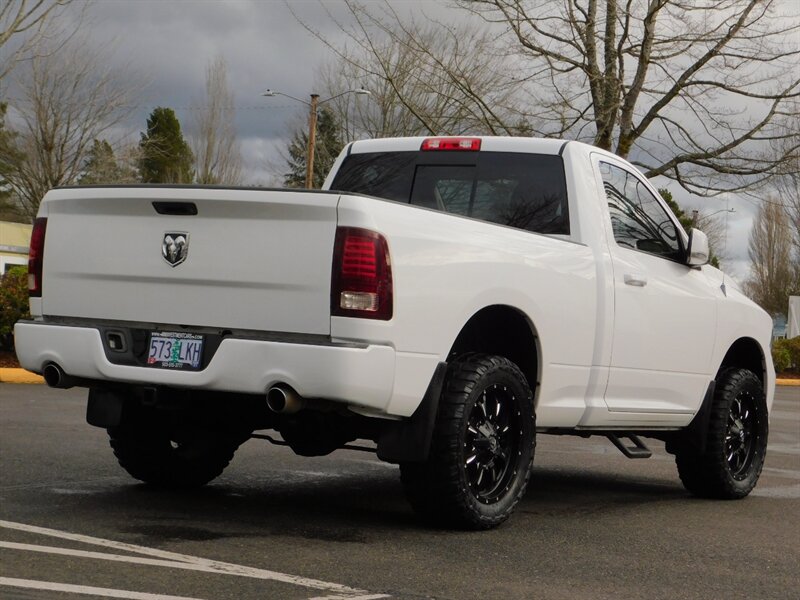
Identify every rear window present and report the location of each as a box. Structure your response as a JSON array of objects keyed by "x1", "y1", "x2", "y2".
[{"x1": 331, "y1": 151, "x2": 569, "y2": 235}]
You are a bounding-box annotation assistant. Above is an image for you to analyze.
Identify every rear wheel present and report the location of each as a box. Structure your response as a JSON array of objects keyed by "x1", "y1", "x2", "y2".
[
  {"x1": 400, "y1": 354, "x2": 535, "y2": 529},
  {"x1": 108, "y1": 420, "x2": 246, "y2": 488},
  {"x1": 675, "y1": 368, "x2": 768, "y2": 499}
]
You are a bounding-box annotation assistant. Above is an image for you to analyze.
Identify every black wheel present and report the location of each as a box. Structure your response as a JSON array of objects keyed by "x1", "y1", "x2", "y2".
[
  {"x1": 400, "y1": 354, "x2": 535, "y2": 529},
  {"x1": 108, "y1": 421, "x2": 246, "y2": 488},
  {"x1": 675, "y1": 368, "x2": 768, "y2": 499}
]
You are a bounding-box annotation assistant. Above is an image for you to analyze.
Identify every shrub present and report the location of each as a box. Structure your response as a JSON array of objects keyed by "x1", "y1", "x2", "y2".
[
  {"x1": 772, "y1": 336, "x2": 800, "y2": 373},
  {"x1": 0, "y1": 266, "x2": 30, "y2": 351}
]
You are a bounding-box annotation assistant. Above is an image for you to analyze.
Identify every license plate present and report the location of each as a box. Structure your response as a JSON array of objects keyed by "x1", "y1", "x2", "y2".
[{"x1": 147, "y1": 332, "x2": 204, "y2": 370}]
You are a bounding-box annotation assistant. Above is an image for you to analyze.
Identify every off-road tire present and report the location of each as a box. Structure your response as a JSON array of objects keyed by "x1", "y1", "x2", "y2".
[
  {"x1": 400, "y1": 353, "x2": 535, "y2": 529},
  {"x1": 108, "y1": 422, "x2": 245, "y2": 488},
  {"x1": 675, "y1": 368, "x2": 768, "y2": 499}
]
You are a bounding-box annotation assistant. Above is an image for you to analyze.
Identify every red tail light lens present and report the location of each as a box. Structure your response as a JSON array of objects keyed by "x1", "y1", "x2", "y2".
[
  {"x1": 421, "y1": 137, "x2": 481, "y2": 151},
  {"x1": 331, "y1": 227, "x2": 393, "y2": 320},
  {"x1": 28, "y1": 217, "x2": 47, "y2": 297}
]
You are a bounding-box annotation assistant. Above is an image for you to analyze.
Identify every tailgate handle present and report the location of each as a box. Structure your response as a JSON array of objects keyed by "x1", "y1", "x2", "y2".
[{"x1": 152, "y1": 201, "x2": 198, "y2": 216}]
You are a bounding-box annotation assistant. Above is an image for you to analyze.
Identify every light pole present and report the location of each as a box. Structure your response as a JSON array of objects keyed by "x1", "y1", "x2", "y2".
[
  {"x1": 261, "y1": 88, "x2": 371, "y2": 189},
  {"x1": 691, "y1": 207, "x2": 735, "y2": 227}
]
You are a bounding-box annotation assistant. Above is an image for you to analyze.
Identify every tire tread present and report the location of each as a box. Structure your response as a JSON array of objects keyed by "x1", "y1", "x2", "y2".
[{"x1": 400, "y1": 353, "x2": 535, "y2": 529}]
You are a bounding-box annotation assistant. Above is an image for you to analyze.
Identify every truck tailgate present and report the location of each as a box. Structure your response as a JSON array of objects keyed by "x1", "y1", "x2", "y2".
[{"x1": 40, "y1": 187, "x2": 339, "y2": 335}]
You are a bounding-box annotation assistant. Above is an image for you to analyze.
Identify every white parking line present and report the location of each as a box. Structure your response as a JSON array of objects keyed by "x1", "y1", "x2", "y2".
[
  {"x1": 0, "y1": 541, "x2": 266, "y2": 573},
  {"x1": 0, "y1": 520, "x2": 389, "y2": 600},
  {"x1": 0, "y1": 577, "x2": 205, "y2": 600}
]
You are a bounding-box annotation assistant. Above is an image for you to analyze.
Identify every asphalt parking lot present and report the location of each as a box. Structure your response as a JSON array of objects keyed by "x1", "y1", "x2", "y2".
[{"x1": 1, "y1": 384, "x2": 798, "y2": 600}]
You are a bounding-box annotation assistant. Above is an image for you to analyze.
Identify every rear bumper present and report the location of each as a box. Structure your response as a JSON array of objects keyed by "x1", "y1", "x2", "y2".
[{"x1": 14, "y1": 321, "x2": 427, "y2": 416}]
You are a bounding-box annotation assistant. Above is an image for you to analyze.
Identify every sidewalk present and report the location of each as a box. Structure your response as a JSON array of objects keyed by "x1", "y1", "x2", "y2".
[{"x1": 1, "y1": 367, "x2": 798, "y2": 386}]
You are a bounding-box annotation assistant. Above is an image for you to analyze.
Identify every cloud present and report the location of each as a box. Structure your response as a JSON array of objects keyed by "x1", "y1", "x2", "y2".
[
  {"x1": 54, "y1": 1, "x2": 347, "y2": 172},
  {"x1": 12, "y1": 0, "x2": 772, "y2": 286}
]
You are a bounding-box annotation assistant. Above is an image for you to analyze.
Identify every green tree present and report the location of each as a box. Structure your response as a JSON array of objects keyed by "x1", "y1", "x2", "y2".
[
  {"x1": 659, "y1": 188, "x2": 720, "y2": 268},
  {"x1": 0, "y1": 266, "x2": 30, "y2": 351},
  {"x1": 659, "y1": 188, "x2": 694, "y2": 232},
  {"x1": 0, "y1": 102, "x2": 25, "y2": 222},
  {"x1": 79, "y1": 139, "x2": 137, "y2": 185},
  {"x1": 284, "y1": 108, "x2": 344, "y2": 189},
  {"x1": 139, "y1": 108, "x2": 194, "y2": 184}
]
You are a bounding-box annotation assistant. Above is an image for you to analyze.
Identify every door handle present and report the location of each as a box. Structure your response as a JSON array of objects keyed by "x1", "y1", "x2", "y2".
[{"x1": 624, "y1": 273, "x2": 648, "y2": 287}]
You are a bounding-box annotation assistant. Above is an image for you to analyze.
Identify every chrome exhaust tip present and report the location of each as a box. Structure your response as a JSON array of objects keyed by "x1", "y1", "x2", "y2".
[
  {"x1": 43, "y1": 363, "x2": 73, "y2": 389},
  {"x1": 266, "y1": 384, "x2": 305, "y2": 414}
]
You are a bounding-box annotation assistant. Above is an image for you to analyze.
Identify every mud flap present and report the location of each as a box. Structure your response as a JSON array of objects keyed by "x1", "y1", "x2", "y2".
[
  {"x1": 86, "y1": 388, "x2": 125, "y2": 428},
  {"x1": 377, "y1": 362, "x2": 447, "y2": 463}
]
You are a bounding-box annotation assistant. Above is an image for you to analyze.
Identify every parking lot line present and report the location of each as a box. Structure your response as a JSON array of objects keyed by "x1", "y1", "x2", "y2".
[
  {"x1": 0, "y1": 520, "x2": 389, "y2": 599},
  {"x1": 0, "y1": 541, "x2": 260, "y2": 572},
  {"x1": 0, "y1": 577, "x2": 205, "y2": 600}
]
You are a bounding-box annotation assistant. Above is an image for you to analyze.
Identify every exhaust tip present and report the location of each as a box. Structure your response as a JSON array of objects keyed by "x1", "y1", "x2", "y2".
[
  {"x1": 43, "y1": 363, "x2": 65, "y2": 388},
  {"x1": 266, "y1": 386, "x2": 288, "y2": 413},
  {"x1": 266, "y1": 384, "x2": 305, "y2": 414}
]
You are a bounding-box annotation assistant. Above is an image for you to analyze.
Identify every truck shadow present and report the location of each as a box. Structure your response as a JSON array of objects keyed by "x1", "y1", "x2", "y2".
[{"x1": 73, "y1": 462, "x2": 688, "y2": 541}]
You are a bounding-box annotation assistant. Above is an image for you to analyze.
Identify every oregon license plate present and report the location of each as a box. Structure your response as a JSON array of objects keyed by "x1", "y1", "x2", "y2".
[{"x1": 147, "y1": 332, "x2": 204, "y2": 370}]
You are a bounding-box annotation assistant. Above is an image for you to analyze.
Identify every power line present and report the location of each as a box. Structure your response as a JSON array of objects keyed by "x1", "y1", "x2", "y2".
[{"x1": 1, "y1": 97, "x2": 300, "y2": 111}]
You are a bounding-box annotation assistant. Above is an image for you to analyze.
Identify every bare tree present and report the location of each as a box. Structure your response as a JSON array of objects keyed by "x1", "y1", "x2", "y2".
[
  {"x1": 744, "y1": 199, "x2": 798, "y2": 315},
  {"x1": 191, "y1": 56, "x2": 243, "y2": 185},
  {"x1": 294, "y1": 2, "x2": 529, "y2": 141},
  {"x1": 299, "y1": 0, "x2": 800, "y2": 196},
  {"x1": 0, "y1": 0, "x2": 80, "y2": 81},
  {"x1": 771, "y1": 122, "x2": 800, "y2": 259},
  {"x1": 0, "y1": 36, "x2": 137, "y2": 218},
  {"x1": 694, "y1": 210, "x2": 728, "y2": 266}
]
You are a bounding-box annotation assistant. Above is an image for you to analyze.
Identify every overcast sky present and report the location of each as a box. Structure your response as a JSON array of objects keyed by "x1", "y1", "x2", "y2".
[{"x1": 7, "y1": 0, "x2": 783, "y2": 282}]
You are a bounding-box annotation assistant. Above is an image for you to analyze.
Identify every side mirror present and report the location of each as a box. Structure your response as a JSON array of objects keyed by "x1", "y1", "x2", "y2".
[{"x1": 686, "y1": 228, "x2": 709, "y2": 266}]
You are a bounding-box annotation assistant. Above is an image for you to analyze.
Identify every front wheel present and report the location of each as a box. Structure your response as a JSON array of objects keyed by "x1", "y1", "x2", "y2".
[
  {"x1": 675, "y1": 368, "x2": 768, "y2": 499},
  {"x1": 400, "y1": 354, "x2": 535, "y2": 529}
]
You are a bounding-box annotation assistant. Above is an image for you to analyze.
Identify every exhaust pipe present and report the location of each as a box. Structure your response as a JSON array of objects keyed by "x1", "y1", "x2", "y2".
[
  {"x1": 266, "y1": 384, "x2": 305, "y2": 414},
  {"x1": 43, "y1": 363, "x2": 74, "y2": 389}
]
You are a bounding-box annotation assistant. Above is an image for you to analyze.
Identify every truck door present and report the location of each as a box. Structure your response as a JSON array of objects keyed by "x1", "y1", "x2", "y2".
[{"x1": 595, "y1": 157, "x2": 717, "y2": 414}]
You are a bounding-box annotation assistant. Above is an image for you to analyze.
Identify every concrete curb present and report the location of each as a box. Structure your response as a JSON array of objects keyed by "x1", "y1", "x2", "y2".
[
  {"x1": 776, "y1": 379, "x2": 800, "y2": 387},
  {"x1": 0, "y1": 368, "x2": 44, "y2": 384},
  {"x1": 0, "y1": 366, "x2": 798, "y2": 387}
]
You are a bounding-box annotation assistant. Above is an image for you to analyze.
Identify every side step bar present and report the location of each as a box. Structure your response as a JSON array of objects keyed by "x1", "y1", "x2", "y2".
[{"x1": 607, "y1": 434, "x2": 652, "y2": 459}]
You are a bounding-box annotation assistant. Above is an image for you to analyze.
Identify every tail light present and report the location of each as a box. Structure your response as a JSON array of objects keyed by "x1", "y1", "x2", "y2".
[
  {"x1": 28, "y1": 217, "x2": 47, "y2": 297},
  {"x1": 421, "y1": 137, "x2": 481, "y2": 151},
  {"x1": 331, "y1": 227, "x2": 393, "y2": 320}
]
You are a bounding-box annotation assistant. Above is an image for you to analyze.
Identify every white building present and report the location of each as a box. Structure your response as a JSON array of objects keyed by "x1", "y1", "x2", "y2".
[
  {"x1": 789, "y1": 296, "x2": 799, "y2": 339},
  {"x1": 0, "y1": 221, "x2": 32, "y2": 274}
]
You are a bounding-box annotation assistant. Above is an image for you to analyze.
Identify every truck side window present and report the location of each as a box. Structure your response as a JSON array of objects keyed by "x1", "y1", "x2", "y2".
[{"x1": 599, "y1": 162, "x2": 683, "y2": 260}]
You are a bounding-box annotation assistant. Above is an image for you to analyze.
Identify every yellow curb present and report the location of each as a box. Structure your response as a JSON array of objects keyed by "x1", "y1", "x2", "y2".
[
  {"x1": 776, "y1": 379, "x2": 800, "y2": 387},
  {"x1": 0, "y1": 368, "x2": 44, "y2": 384},
  {"x1": 0, "y1": 365, "x2": 797, "y2": 387}
]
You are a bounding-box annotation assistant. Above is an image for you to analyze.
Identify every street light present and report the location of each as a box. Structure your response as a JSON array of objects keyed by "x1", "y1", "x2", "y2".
[
  {"x1": 261, "y1": 88, "x2": 371, "y2": 189},
  {"x1": 691, "y1": 207, "x2": 735, "y2": 227}
]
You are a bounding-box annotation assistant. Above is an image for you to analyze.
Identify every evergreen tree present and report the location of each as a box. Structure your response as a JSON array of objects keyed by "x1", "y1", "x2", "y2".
[
  {"x1": 0, "y1": 103, "x2": 26, "y2": 222},
  {"x1": 284, "y1": 108, "x2": 344, "y2": 189},
  {"x1": 659, "y1": 188, "x2": 720, "y2": 268},
  {"x1": 79, "y1": 139, "x2": 136, "y2": 185},
  {"x1": 139, "y1": 107, "x2": 194, "y2": 183}
]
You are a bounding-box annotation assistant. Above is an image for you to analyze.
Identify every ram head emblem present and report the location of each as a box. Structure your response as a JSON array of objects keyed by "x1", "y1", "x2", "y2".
[{"x1": 162, "y1": 232, "x2": 189, "y2": 267}]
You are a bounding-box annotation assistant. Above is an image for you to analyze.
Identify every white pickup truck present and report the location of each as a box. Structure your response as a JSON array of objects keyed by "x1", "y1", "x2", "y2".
[{"x1": 15, "y1": 136, "x2": 774, "y2": 529}]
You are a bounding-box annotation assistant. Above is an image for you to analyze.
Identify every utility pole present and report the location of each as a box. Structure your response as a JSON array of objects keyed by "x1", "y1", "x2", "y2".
[
  {"x1": 305, "y1": 94, "x2": 319, "y2": 189},
  {"x1": 261, "y1": 88, "x2": 371, "y2": 189}
]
